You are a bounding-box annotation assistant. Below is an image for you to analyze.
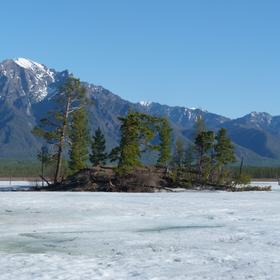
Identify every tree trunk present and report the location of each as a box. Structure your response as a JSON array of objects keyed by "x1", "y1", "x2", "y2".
[{"x1": 54, "y1": 97, "x2": 71, "y2": 183}]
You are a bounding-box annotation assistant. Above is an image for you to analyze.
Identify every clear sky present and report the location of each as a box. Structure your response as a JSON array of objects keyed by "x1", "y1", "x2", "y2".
[{"x1": 1, "y1": 0, "x2": 279, "y2": 118}]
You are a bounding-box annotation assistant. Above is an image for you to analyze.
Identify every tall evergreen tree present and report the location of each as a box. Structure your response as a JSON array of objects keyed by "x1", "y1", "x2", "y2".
[
  {"x1": 194, "y1": 130, "x2": 215, "y2": 182},
  {"x1": 193, "y1": 115, "x2": 206, "y2": 140},
  {"x1": 68, "y1": 108, "x2": 89, "y2": 173},
  {"x1": 214, "y1": 128, "x2": 236, "y2": 165},
  {"x1": 214, "y1": 128, "x2": 236, "y2": 182},
  {"x1": 33, "y1": 76, "x2": 87, "y2": 183},
  {"x1": 90, "y1": 127, "x2": 107, "y2": 166},
  {"x1": 157, "y1": 118, "x2": 172, "y2": 166},
  {"x1": 172, "y1": 138, "x2": 185, "y2": 168},
  {"x1": 110, "y1": 111, "x2": 170, "y2": 172},
  {"x1": 118, "y1": 112, "x2": 142, "y2": 171}
]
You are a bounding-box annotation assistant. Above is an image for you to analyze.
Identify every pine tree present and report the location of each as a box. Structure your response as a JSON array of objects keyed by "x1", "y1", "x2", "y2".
[
  {"x1": 184, "y1": 144, "x2": 194, "y2": 169},
  {"x1": 214, "y1": 128, "x2": 236, "y2": 182},
  {"x1": 109, "y1": 112, "x2": 172, "y2": 172},
  {"x1": 68, "y1": 108, "x2": 89, "y2": 173},
  {"x1": 157, "y1": 118, "x2": 172, "y2": 166},
  {"x1": 118, "y1": 112, "x2": 142, "y2": 171},
  {"x1": 214, "y1": 128, "x2": 236, "y2": 165},
  {"x1": 193, "y1": 115, "x2": 206, "y2": 140},
  {"x1": 172, "y1": 138, "x2": 185, "y2": 168},
  {"x1": 194, "y1": 130, "x2": 215, "y2": 182},
  {"x1": 33, "y1": 76, "x2": 87, "y2": 183},
  {"x1": 90, "y1": 127, "x2": 107, "y2": 166}
]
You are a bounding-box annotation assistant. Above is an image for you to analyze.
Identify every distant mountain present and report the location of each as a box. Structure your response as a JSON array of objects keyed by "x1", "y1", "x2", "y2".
[{"x1": 0, "y1": 57, "x2": 279, "y2": 166}]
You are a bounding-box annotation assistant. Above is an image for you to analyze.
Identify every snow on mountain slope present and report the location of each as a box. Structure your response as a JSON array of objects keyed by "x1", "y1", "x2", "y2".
[
  {"x1": 13, "y1": 58, "x2": 55, "y2": 102},
  {"x1": 14, "y1": 58, "x2": 45, "y2": 70},
  {"x1": 14, "y1": 57, "x2": 55, "y2": 81}
]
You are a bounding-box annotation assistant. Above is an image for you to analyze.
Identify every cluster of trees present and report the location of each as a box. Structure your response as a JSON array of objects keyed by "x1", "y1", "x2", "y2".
[
  {"x1": 33, "y1": 77, "x2": 172, "y2": 183},
  {"x1": 34, "y1": 77, "x2": 112, "y2": 183},
  {"x1": 109, "y1": 111, "x2": 171, "y2": 173},
  {"x1": 33, "y1": 77, "x2": 89, "y2": 183},
  {"x1": 33, "y1": 77, "x2": 249, "y2": 187},
  {"x1": 171, "y1": 118, "x2": 238, "y2": 187}
]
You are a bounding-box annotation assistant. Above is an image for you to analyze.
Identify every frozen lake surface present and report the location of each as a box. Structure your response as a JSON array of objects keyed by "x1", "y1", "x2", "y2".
[
  {"x1": 0, "y1": 182, "x2": 280, "y2": 279},
  {"x1": 0, "y1": 180, "x2": 43, "y2": 191}
]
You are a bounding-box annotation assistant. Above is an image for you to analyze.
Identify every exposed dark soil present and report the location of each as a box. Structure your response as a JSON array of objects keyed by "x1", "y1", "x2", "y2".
[{"x1": 33, "y1": 166, "x2": 272, "y2": 192}]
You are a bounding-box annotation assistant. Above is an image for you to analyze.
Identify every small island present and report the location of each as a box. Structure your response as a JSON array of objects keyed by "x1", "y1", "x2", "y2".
[{"x1": 32, "y1": 77, "x2": 271, "y2": 193}]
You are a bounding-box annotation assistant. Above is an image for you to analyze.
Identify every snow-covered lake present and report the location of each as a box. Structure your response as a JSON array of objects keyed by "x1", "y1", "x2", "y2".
[
  {"x1": 0, "y1": 182, "x2": 280, "y2": 279},
  {"x1": 0, "y1": 180, "x2": 42, "y2": 191}
]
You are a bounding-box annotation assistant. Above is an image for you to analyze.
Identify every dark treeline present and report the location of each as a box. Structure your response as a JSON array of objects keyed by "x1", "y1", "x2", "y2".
[
  {"x1": 1, "y1": 160, "x2": 278, "y2": 180},
  {"x1": 231, "y1": 166, "x2": 280, "y2": 179},
  {"x1": 0, "y1": 160, "x2": 51, "y2": 178}
]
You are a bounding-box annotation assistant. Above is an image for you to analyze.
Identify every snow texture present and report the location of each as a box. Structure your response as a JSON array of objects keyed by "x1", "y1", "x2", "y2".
[
  {"x1": 13, "y1": 58, "x2": 55, "y2": 102},
  {"x1": 139, "y1": 101, "x2": 152, "y2": 107},
  {"x1": 0, "y1": 182, "x2": 279, "y2": 279},
  {"x1": 14, "y1": 58, "x2": 45, "y2": 71},
  {"x1": 0, "y1": 181, "x2": 44, "y2": 191}
]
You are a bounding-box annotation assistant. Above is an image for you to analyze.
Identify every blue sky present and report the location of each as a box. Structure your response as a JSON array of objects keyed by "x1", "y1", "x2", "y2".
[{"x1": 1, "y1": 0, "x2": 279, "y2": 118}]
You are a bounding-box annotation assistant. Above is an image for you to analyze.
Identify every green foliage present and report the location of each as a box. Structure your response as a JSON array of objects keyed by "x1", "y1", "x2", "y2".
[
  {"x1": 232, "y1": 166, "x2": 280, "y2": 179},
  {"x1": 111, "y1": 111, "x2": 172, "y2": 173},
  {"x1": 157, "y1": 118, "x2": 172, "y2": 166},
  {"x1": 90, "y1": 127, "x2": 107, "y2": 166},
  {"x1": 184, "y1": 144, "x2": 195, "y2": 168},
  {"x1": 215, "y1": 128, "x2": 236, "y2": 165},
  {"x1": 33, "y1": 76, "x2": 88, "y2": 182},
  {"x1": 193, "y1": 115, "x2": 206, "y2": 139},
  {"x1": 171, "y1": 126, "x2": 240, "y2": 188},
  {"x1": 194, "y1": 130, "x2": 215, "y2": 182},
  {"x1": 37, "y1": 146, "x2": 52, "y2": 167},
  {"x1": 195, "y1": 131, "x2": 215, "y2": 157},
  {"x1": 213, "y1": 128, "x2": 236, "y2": 184},
  {"x1": 171, "y1": 138, "x2": 185, "y2": 168},
  {"x1": 233, "y1": 173, "x2": 251, "y2": 185},
  {"x1": 68, "y1": 108, "x2": 90, "y2": 173},
  {"x1": 117, "y1": 111, "x2": 142, "y2": 171}
]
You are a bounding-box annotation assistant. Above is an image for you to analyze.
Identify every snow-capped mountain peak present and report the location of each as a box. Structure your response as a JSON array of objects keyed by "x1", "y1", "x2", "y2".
[
  {"x1": 9, "y1": 57, "x2": 58, "y2": 102},
  {"x1": 139, "y1": 101, "x2": 152, "y2": 107},
  {"x1": 14, "y1": 58, "x2": 45, "y2": 71},
  {"x1": 0, "y1": 58, "x2": 69, "y2": 104},
  {"x1": 248, "y1": 111, "x2": 272, "y2": 123},
  {"x1": 14, "y1": 57, "x2": 55, "y2": 81}
]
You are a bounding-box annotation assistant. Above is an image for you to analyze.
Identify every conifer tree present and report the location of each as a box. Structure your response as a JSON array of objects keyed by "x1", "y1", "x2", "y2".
[
  {"x1": 90, "y1": 127, "x2": 107, "y2": 166},
  {"x1": 172, "y1": 138, "x2": 185, "y2": 168},
  {"x1": 33, "y1": 76, "x2": 87, "y2": 183},
  {"x1": 193, "y1": 115, "x2": 206, "y2": 139},
  {"x1": 194, "y1": 130, "x2": 215, "y2": 182},
  {"x1": 68, "y1": 108, "x2": 89, "y2": 173},
  {"x1": 118, "y1": 112, "x2": 142, "y2": 171},
  {"x1": 214, "y1": 128, "x2": 236, "y2": 165},
  {"x1": 110, "y1": 111, "x2": 170, "y2": 172},
  {"x1": 157, "y1": 118, "x2": 172, "y2": 166},
  {"x1": 214, "y1": 128, "x2": 236, "y2": 182}
]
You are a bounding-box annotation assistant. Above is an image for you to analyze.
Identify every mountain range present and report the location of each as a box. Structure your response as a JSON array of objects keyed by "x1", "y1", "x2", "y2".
[{"x1": 0, "y1": 57, "x2": 279, "y2": 166}]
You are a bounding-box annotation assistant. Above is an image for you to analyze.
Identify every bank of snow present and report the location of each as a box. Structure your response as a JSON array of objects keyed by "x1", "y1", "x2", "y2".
[{"x1": 0, "y1": 183, "x2": 279, "y2": 279}]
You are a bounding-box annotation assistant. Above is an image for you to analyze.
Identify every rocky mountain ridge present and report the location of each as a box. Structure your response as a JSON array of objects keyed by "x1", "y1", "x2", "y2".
[{"x1": 0, "y1": 57, "x2": 279, "y2": 166}]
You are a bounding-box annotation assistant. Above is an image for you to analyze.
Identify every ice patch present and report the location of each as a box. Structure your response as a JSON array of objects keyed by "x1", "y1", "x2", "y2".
[{"x1": 0, "y1": 183, "x2": 280, "y2": 279}]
